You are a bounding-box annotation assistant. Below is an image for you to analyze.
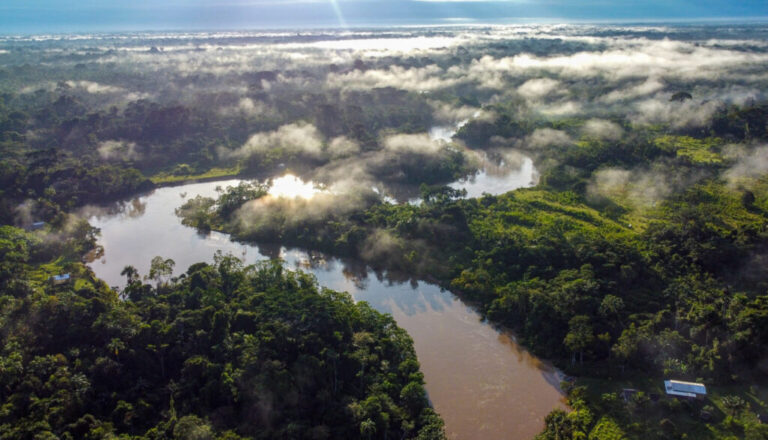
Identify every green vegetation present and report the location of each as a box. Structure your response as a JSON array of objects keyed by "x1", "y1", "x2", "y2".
[
  {"x1": 653, "y1": 136, "x2": 724, "y2": 165},
  {"x1": 4, "y1": 26, "x2": 768, "y2": 440},
  {"x1": 177, "y1": 99, "x2": 768, "y2": 439},
  {"x1": 0, "y1": 144, "x2": 152, "y2": 216},
  {"x1": 150, "y1": 166, "x2": 242, "y2": 185},
  {"x1": 0, "y1": 226, "x2": 444, "y2": 439},
  {"x1": 538, "y1": 379, "x2": 768, "y2": 440}
]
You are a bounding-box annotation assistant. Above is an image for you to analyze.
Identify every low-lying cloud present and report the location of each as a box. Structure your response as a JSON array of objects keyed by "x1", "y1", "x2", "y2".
[
  {"x1": 630, "y1": 98, "x2": 721, "y2": 129},
  {"x1": 524, "y1": 128, "x2": 574, "y2": 149},
  {"x1": 227, "y1": 122, "x2": 324, "y2": 160},
  {"x1": 98, "y1": 140, "x2": 141, "y2": 161},
  {"x1": 382, "y1": 133, "x2": 443, "y2": 155},
  {"x1": 723, "y1": 144, "x2": 768, "y2": 186},
  {"x1": 581, "y1": 119, "x2": 624, "y2": 141},
  {"x1": 517, "y1": 78, "x2": 562, "y2": 100},
  {"x1": 588, "y1": 162, "x2": 706, "y2": 210}
]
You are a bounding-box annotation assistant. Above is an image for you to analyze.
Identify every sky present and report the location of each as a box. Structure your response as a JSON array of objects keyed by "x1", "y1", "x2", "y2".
[{"x1": 1, "y1": 0, "x2": 767, "y2": 33}]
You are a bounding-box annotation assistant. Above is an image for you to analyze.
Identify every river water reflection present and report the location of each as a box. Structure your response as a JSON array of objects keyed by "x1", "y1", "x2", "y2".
[{"x1": 87, "y1": 179, "x2": 565, "y2": 439}]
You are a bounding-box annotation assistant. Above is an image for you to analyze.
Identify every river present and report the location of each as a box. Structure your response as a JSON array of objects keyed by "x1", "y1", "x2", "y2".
[{"x1": 87, "y1": 162, "x2": 565, "y2": 439}]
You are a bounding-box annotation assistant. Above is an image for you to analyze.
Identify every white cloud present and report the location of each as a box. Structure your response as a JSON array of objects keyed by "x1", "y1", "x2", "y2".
[
  {"x1": 630, "y1": 98, "x2": 720, "y2": 128},
  {"x1": 382, "y1": 133, "x2": 443, "y2": 154},
  {"x1": 538, "y1": 101, "x2": 583, "y2": 116},
  {"x1": 599, "y1": 77, "x2": 665, "y2": 103},
  {"x1": 724, "y1": 144, "x2": 768, "y2": 186},
  {"x1": 588, "y1": 166, "x2": 673, "y2": 209},
  {"x1": 327, "y1": 64, "x2": 461, "y2": 92},
  {"x1": 66, "y1": 80, "x2": 124, "y2": 94},
  {"x1": 98, "y1": 140, "x2": 141, "y2": 161},
  {"x1": 525, "y1": 128, "x2": 573, "y2": 148},
  {"x1": 229, "y1": 122, "x2": 324, "y2": 159},
  {"x1": 517, "y1": 78, "x2": 561, "y2": 99},
  {"x1": 327, "y1": 136, "x2": 360, "y2": 158},
  {"x1": 581, "y1": 119, "x2": 624, "y2": 141}
]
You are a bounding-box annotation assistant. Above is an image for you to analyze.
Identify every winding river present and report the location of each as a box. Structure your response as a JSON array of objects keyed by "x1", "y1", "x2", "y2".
[{"x1": 87, "y1": 156, "x2": 565, "y2": 439}]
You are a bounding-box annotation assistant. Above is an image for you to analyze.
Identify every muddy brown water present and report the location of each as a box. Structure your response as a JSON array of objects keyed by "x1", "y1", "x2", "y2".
[{"x1": 87, "y1": 177, "x2": 565, "y2": 439}]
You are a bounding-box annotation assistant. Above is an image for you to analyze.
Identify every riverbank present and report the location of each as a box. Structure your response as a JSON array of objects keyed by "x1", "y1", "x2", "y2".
[{"x1": 86, "y1": 179, "x2": 568, "y2": 439}]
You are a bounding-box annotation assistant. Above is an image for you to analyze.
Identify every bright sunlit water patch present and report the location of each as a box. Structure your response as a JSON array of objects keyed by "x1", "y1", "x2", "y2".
[
  {"x1": 450, "y1": 155, "x2": 538, "y2": 198},
  {"x1": 268, "y1": 174, "x2": 322, "y2": 199}
]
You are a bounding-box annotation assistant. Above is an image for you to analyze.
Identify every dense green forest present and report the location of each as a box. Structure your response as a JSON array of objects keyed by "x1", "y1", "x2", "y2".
[
  {"x1": 4, "y1": 25, "x2": 768, "y2": 439},
  {"x1": 0, "y1": 225, "x2": 443, "y2": 439},
  {"x1": 178, "y1": 102, "x2": 768, "y2": 438}
]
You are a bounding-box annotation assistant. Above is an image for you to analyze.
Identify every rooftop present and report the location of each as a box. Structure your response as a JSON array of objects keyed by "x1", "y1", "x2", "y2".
[{"x1": 664, "y1": 380, "x2": 707, "y2": 397}]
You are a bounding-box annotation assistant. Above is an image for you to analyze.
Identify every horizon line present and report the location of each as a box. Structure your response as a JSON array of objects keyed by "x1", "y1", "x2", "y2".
[{"x1": 1, "y1": 16, "x2": 768, "y2": 37}]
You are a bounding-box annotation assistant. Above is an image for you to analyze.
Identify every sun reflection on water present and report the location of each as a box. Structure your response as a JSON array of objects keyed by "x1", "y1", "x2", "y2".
[{"x1": 268, "y1": 174, "x2": 322, "y2": 199}]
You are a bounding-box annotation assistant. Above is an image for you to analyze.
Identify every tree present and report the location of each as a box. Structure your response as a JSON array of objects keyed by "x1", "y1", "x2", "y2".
[
  {"x1": 107, "y1": 338, "x2": 126, "y2": 359},
  {"x1": 400, "y1": 382, "x2": 428, "y2": 416},
  {"x1": 360, "y1": 419, "x2": 377, "y2": 439},
  {"x1": 121, "y1": 265, "x2": 139, "y2": 286},
  {"x1": 722, "y1": 395, "x2": 747, "y2": 416},
  {"x1": 173, "y1": 415, "x2": 214, "y2": 440},
  {"x1": 120, "y1": 265, "x2": 143, "y2": 300},
  {"x1": 215, "y1": 182, "x2": 267, "y2": 218},
  {"x1": 147, "y1": 256, "x2": 175, "y2": 289},
  {"x1": 612, "y1": 325, "x2": 640, "y2": 374},
  {"x1": 564, "y1": 315, "x2": 594, "y2": 365},
  {"x1": 599, "y1": 295, "x2": 626, "y2": 328},
  {"x1": 351, "y1": 331, "x2": 377, "y2": 389},
  {"x1": 537, "y1": 409, "x2": 575, "y2": 440},
  {"x1": 213, "y1": 251, "x2": 245, "y2": 297}
]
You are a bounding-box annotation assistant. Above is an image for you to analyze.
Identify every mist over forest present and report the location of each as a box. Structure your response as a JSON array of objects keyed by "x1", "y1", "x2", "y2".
[
  {"x1": 4, "y1": 25, "x2": 768, "y2": 208},
  {"x1": 3, "y1": 23, "x2": 768, "y2": 440}
]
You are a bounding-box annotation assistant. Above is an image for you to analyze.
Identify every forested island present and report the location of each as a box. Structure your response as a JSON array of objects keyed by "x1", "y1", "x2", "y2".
[{"x1": 2, "y1": 25, "x2": 768, "y2": 439}]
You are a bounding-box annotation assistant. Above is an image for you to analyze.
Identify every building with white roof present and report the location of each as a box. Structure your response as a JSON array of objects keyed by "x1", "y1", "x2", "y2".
[{"x1": 664, "y1": 380, "x2": 707, "y2": 399}]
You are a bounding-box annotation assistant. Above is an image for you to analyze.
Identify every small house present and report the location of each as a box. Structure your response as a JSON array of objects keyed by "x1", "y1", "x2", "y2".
[
  {"x1": 664, "y1": 380, "x2": 707, "y2": 399},
  {"x1": 50, "y1": 274, "x2": 71, "y2": 286}
]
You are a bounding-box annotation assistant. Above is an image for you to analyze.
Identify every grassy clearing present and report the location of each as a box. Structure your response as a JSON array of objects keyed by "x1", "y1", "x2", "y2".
[
  {"x1": 30, "y1": 257, "x2": 67, "y2": 284},
  {"x1": 654, "y1": 135, "x2": 724, "y2": 165},
  {"x1": 29, "y1": 255, "x2": 102, "y2": 292},
  {"x1": 480, "y1": 189, "x2": 635, "y2": 240},
  {"x1": 150, "y1": 166, "x2": 241, "y2": 185}
]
